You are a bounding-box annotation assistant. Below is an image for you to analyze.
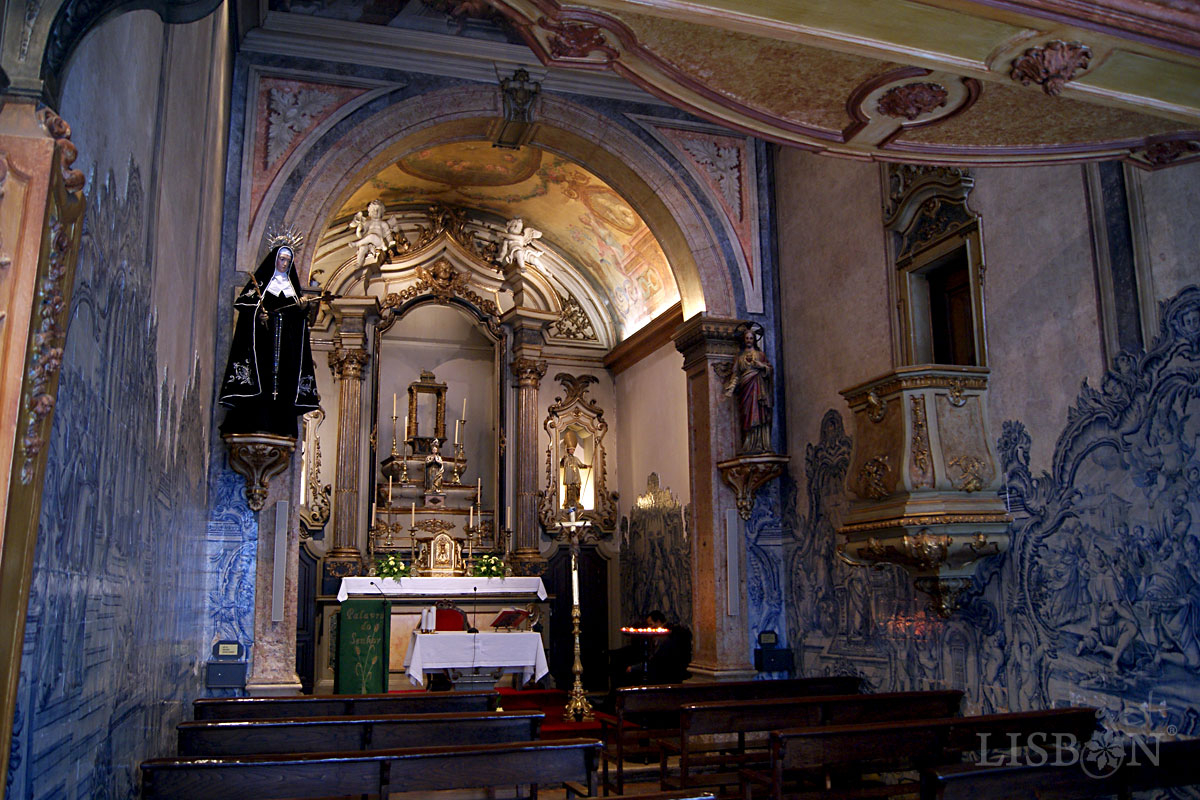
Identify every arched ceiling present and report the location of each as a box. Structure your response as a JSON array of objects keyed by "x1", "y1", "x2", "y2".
[{"x1": 337, "y1": 141, "x2": 680, "y2": 335}]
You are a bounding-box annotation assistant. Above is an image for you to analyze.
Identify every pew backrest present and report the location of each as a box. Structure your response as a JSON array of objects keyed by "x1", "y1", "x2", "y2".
[
  {"x1": 142, "y1": 737, "x2": 602, "y2": 800},
  {"x1": 177, "y1": 710, "x2": 543, "y2": 756},
  {"x1": 192, "y1": 688, "x2": 498, "y2": 720}
]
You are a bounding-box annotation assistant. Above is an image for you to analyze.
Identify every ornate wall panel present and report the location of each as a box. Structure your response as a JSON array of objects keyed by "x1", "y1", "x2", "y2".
[
  {"x1": 787, "y1": 286, "x2": 1200, "y2": 747},
  {"x1": 620, "y1": 473, "x2": 690, "y2": 629}
]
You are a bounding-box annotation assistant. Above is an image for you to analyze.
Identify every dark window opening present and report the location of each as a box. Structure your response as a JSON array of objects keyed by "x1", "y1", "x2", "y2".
[{"x1": 924, "y1": 246, "x2": 976, "y2": 366}]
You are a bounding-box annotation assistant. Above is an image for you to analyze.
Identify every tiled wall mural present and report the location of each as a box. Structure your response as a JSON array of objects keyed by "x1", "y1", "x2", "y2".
[
  {"x1": 785, "y1": 286, "x2": 1200, "y2": 753},
  {"x1": 620, "y1": 473, "x2": 691, "y2": 629},
  {"x1": 5, "y1": 165, "x2": 214, "y2": 798}
]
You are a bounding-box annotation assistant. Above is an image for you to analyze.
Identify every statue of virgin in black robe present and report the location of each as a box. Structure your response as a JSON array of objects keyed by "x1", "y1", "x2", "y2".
[{"x1": 218, "y1": 245, "x2": 320, "y2": 438}]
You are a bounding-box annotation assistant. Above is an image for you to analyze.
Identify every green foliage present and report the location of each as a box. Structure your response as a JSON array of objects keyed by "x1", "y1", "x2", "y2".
[
  {"x1": 470, "y1": 553, "x2": 505, "y2": 577},
  {"x1": 375, "y1": 553, "x2": 410, "y2": 578}
]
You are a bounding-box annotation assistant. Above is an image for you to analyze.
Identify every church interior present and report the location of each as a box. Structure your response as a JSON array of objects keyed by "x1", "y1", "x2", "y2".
[{"x1": 1, "y1": 0, "x2": 1200, "y2": 797}]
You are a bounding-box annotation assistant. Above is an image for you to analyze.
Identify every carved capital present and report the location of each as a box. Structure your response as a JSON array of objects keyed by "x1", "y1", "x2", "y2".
[
  {"x1": 223, "y1": 433, "x2": 296, "y2": 511},
  {"x1": 328, "y1": 348, "x2": 369, "y2": 381},
  {"x1": 717, "y1": 453, "x2": 788, "y2": 520},
  {"x1": 672, "y1": 316, "x2": 744, "y2": 370},
  {"x1": 512, "y1": 356, "x2": 547, "y2": 388},
  {"x1": 1010, "y1": 40, "x2": 1092, "y2": 96}
]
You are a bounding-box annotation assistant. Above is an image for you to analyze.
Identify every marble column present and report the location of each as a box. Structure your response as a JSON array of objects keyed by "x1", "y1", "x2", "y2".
[
  {"x1": 511, "y1": 353, "x2": 547, "y2": 563},
  {"x1": 0, "y1": 99, "x2": 86, "y2": 781},
  {"x1": 673, "y1": 316, "x2": 756, "y2": 681},
  {"x1": 326, "y1": 298, "x2": 379, "y2": 565}
]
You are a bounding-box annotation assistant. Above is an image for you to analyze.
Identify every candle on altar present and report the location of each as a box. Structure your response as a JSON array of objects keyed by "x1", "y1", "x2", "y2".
[
  {"x1": 469, "y1": 506, "x2": 473, "y2": 528},
  {"x1": 393, "y1": 392, "x2": 397, "y2": 418},
  {"x1": 454, "y1": 420, "x2": 460, "y2": 446},
  {"x1": 388, "y1": 476, "x2": 393, "y2": 505},
  {"x1": 507, "y1": 505, "x2": 512, "y2": 529},
  {"x1": 371, "y1": 504, "x2": 377, "y2": 528},
  {"x1": 411, "y1": 502, "x2": 416, "y2": 528},
  {"x1": 462, "y1": 397, "x2": 467, "y2": 421},
  {"x1": 404, "y1": 414, "x2": 408, "y2": 441},
  {"x1": 572, "y1": 559, "x2": 580, "y2": 605}
]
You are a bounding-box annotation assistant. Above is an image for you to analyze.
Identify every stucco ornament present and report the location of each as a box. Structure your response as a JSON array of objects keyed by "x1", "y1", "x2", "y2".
[{"x1": 349, "y1": 199, "x2": 405, "y2": 270}]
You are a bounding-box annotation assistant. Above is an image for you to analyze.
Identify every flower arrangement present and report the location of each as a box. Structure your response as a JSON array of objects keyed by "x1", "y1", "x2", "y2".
[
  {"x1": 375, "y1": 553, "x2": 410, "y2": 579},
  {"x1": 470, "y1": 553, "x2": 505, "y2": 577}
]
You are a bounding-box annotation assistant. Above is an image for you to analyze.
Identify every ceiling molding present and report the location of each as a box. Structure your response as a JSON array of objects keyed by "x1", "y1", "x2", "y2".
[{"x1": 484, "y1": 0, "x2": 1200, "y2": 168}]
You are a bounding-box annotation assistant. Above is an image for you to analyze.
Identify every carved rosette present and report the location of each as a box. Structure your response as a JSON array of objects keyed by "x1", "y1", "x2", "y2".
[
  {"x1": 1010, "y1": 40, "x2": 1092, "y2": 96},
  {"x1": 876, "y1": 82, "x2": 948, "y2": 120},
  {"x1": 542, "y1": 19, "x2": 611, "y2": 60},
  {"x1": 328, "y1": 348, "x2": 369, "y2": 381},
  {"x1": 717, "y1": 453, "x2": 789, "y2": 520},
  {"x1": 839, "y1": 366, "x2": 1010, "y2": 616},
  {"x1": 512, "y1": 356, "x2": 547, "y2": 388},
  {"x1": 223, "y1": 433, "x2": 297, "y2": 511}
]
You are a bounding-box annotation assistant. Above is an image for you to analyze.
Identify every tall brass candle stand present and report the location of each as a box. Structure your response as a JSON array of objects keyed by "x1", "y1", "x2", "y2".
[{"x1": 556, "y1": 509, "x2": 593, "y2": 721}]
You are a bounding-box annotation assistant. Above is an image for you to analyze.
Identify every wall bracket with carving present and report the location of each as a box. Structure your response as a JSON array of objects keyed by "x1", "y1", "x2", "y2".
[
  {"x1": 838, "y1": 366, "x2": 1010, "y2": 615},
  {"x1": 717, "y1": 453, "x2": 788, "y2": 521},
  {"x1": 223, "y1": 432, "x2": 296, "y2": 512}
]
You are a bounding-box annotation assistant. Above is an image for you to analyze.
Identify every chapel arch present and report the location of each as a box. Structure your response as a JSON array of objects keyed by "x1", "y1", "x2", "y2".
[{"x1": 248, "y1": 85, "x2": 733, "y2": 323}]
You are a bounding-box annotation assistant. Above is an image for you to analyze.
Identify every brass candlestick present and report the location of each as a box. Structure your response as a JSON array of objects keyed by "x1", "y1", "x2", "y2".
[
  {"x1": 562, "y1": 555, "x2": 593, "y2": 721},
  {"x1": 400, "y1": 438, "x2": 410, "y2": 483}
]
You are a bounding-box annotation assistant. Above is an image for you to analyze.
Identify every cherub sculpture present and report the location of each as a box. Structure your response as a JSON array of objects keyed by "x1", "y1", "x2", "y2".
[
  {"x1": 349, "y1": 199, "x2": 405, "y2": 270},
  {"x1": 493, "y1": 217, "x2": 543, "y2": 271}
]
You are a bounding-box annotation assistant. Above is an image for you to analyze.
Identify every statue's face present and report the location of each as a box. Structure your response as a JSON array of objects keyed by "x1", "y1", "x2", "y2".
[
  {"x1": 277, "y1": 248, "x2": 293, "y2": 271},
  {"x1": 368, "y1": 201, "x2": 383, "y2": 219}
]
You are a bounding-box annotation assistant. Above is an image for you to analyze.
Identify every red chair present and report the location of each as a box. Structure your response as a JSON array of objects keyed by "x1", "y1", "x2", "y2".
[{"x1": 434, "y1": 601, "x2": 469, "y2": 631}]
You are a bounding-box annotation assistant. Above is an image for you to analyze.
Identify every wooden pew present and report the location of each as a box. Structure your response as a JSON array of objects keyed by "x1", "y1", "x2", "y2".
[
  {"x1": 192, "y1": 688, "x2": 498, "y2": 720},
  {"x1": 602, "y1": 676, "x2": 862, "y2": 795},
  {"x1": 662, "y1": 690, "x2": 964, "y2": 791},
  {"x1": 739, "y1": 707, "x2": 1097, "y2": 800},
  {"x1": 178, "y1": 709, "x2": 543, "y2": 756},
  {"x1": 924, "y1": 735, "x2": 1200, "y2": 800},
  {"x1": 142, "y1": 737, "x2": 601, "y2": 800}
]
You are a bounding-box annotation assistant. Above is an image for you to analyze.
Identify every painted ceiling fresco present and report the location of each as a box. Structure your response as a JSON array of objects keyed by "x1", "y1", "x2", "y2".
[{"x1": 339, "y1": 142, "x2": 680, "y2": 335}]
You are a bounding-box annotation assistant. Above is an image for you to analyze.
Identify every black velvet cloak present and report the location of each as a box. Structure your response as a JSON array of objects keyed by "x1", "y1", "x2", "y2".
[{"x1": 218, "y1": 246, "x2": 319, "y2": 438}]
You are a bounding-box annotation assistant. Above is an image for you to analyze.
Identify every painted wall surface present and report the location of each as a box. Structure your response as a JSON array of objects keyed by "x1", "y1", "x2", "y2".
[
  {"x1": 1136, "y1": 161, "x2": 1200, "y2": 305},
  {"x1": 6, "y1": 8, "x2": 230, "y2": 798},
  {"x1": 971, "y1": 165, "x2": 1105, "y2": 471},
  {"x1": 614, "y1": 341, "x2": 690, "y2": 513},
  {"x1": 773, "y1": 147, "x2": 892, "y2": 463}
]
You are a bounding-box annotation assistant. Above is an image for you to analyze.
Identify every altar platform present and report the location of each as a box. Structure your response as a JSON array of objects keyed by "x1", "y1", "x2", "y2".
[{"x1": 318, "y1": 576, "x2": 551, "y2": 692}]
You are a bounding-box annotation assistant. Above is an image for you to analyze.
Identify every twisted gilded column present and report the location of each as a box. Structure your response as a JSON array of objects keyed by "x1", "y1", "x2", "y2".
[
  {"x1": 511, "y1": 355, "x2": 547, "y2": 564},
  {"x1": 673, "y1": 316, "x2": 756, "y2": 681}
]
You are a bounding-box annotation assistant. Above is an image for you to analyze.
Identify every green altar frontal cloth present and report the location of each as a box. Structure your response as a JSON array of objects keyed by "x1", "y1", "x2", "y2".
[{"x1": 335, "y1": 598, "x2": 391, "y2": 694}]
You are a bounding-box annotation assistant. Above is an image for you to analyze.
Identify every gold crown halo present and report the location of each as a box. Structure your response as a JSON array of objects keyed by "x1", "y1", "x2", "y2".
[{"x1": 265, "y1": 225, "x2": 305, "y2": 254}]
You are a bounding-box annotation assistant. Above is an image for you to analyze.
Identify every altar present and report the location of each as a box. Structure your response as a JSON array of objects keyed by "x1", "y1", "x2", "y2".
[
  {"x1": 320, "y1": 576, "x2": 550, "y2": 691},
  {"x1": 404, "y1": 631, "x2": 548, "y2": 688}
]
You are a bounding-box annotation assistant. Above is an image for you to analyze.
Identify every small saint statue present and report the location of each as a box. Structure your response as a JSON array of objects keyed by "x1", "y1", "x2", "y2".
[
  {"x1": 424, "y1": 439, "x2": 445, "y2": 494},
  {"x1": 560, "y1": 429, "x2": 590, "y2": 511},
  {"x1": 723, "y1": 324, "x2": 774, "y2": 454}
]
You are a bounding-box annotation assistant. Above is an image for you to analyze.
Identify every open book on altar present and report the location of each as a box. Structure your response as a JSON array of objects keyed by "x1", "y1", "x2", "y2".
[{"x1": 489, "y1": 607, "x2": 530, "y2": 630}]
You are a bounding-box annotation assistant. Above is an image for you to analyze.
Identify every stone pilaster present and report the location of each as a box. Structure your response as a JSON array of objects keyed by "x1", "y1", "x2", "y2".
[
  {"x1": 511, "y1": 354, "x2": 547, "y2": 561},
  {"x1": 326, "y1": 298, "x2": 379, "y2": 563},
  {"x1": 245, "y1": 460, "x2": 303, "y2": 696},
  {"x1": 673, "y1": 315, "x2": 756, "y2": 681}
]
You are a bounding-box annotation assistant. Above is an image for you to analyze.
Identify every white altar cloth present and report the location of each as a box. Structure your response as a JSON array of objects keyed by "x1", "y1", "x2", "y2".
[
  {"x1": 337, "y1": 576, "x2": 548, "y2": 602},
  {"x1": 403, "y1": 631, "x2": 549, "y2": 687}
]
